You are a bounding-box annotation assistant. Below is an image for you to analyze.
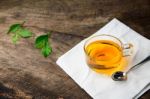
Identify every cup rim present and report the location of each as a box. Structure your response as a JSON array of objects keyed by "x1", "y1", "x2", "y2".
[{"x1": 83, "y1": 34, "x2": 123, "y2": 56}]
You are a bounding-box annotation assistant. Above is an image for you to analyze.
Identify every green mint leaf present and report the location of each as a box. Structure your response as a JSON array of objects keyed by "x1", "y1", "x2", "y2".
[
  {"x1": 8, "y1": 21, "x2": 33, "y2": 44},
  {"x1": 35, "y1": 32, "x2": 52, "y2": 57},
  {"x1": 41, "y1": 42, "x2": 52, "y2": 57},
  {"x1": 19, "y1": 28, "x2": 33, "y2": 38},
  {"x1": 12, "y1": 33, "x2": 21, "y2": 44},
  {"x1": 7, "y1": 24, "x2": 21, "y2": 34},
  {"x1": 35, "y1": 34, "x2": 48, "y2": 49}
]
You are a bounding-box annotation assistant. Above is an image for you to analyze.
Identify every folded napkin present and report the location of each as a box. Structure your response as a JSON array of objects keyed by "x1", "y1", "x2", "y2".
[{"x1": 56, "y1": 18, "x2": 150, "y2": 99}]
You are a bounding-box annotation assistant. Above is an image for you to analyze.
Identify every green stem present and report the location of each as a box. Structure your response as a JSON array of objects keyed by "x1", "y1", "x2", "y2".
[
  {"x1": 47, "y1": 31, "x2": 52, "y2": 37},
  {"x1": 21, "y1": 21, "x2": 26, "y2": 26}
]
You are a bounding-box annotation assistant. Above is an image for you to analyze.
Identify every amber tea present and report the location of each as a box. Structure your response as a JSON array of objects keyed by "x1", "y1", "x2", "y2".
[{"x1": 84, "y1": 35, "x2": 130, "y2": 76}]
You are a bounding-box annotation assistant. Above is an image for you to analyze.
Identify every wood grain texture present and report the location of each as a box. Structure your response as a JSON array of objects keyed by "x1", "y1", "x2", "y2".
[{"x1": 0, "y1": 0, "x2": 149, "y2": 99}]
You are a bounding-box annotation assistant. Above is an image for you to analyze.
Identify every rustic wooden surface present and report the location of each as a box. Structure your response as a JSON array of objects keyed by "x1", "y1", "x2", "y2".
[{"x1": 0, "y1": 0, "x2": 150, "y2": 99}]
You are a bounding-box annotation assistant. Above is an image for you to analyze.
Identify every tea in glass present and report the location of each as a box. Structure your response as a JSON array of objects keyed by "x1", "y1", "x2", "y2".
[{"x1": 84, "y1": 35, "x2": 131, "y2": 76}]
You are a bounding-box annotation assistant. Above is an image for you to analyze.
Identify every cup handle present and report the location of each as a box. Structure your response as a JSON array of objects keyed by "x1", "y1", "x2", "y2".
[{"x1": 122, "y1": 43, "x2": 133, "y2": 57}]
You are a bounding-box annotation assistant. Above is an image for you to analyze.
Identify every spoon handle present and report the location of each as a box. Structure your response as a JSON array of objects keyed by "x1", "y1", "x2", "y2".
[{"x1": 127, "y1": 55, "x2": 150, "y2": 73}]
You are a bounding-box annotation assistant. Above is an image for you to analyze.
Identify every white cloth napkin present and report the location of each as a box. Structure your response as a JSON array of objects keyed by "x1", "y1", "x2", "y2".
[{"x1": 56, "y1": 18, "x2": 150, "y2": 99}]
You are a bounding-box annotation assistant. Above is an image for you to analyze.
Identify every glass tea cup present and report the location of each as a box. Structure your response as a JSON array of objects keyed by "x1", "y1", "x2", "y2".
[{"x1": 84, "y1": 34, "x2": 133, "y2": 76}]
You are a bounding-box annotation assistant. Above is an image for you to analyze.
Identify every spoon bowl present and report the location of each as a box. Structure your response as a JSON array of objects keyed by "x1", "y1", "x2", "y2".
[{"x1": 111, "y1": 71, "x2": 127, "y2": 81}]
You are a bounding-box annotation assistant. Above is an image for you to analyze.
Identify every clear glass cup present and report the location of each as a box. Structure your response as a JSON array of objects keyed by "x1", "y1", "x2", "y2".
[{"x1": 84, "y1": 34, "x2": 133, "y2": 76}]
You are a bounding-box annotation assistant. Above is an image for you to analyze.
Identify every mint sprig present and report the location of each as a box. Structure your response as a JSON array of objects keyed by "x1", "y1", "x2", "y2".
[
  {"x1": 7, "y1": 22, "x2": 52, "y2": 57},
  {"x1": 7, "y1": 22, "x2": 33, "y2": 44},
  {"x1": 35, "y1": 32, "x2": 52, "y2": 57}
]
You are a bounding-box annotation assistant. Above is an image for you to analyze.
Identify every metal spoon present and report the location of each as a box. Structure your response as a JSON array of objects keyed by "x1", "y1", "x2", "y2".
[{"x1": 112, "y1": 56, "x2": 150, "y2": 81}]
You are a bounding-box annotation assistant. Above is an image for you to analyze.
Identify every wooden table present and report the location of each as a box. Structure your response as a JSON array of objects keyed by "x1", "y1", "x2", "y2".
[{"x1": 0, "y1": 0, "x2": 149, "y2": 98}]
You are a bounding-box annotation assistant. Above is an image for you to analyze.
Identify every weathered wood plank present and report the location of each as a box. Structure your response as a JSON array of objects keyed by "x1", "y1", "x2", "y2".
[
  {"x1": 0, "y1": 0, "x2": 150, "y2": 38},
  {"x1": 0, "y1": 31, "x2": 92, "y2": 99}
]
